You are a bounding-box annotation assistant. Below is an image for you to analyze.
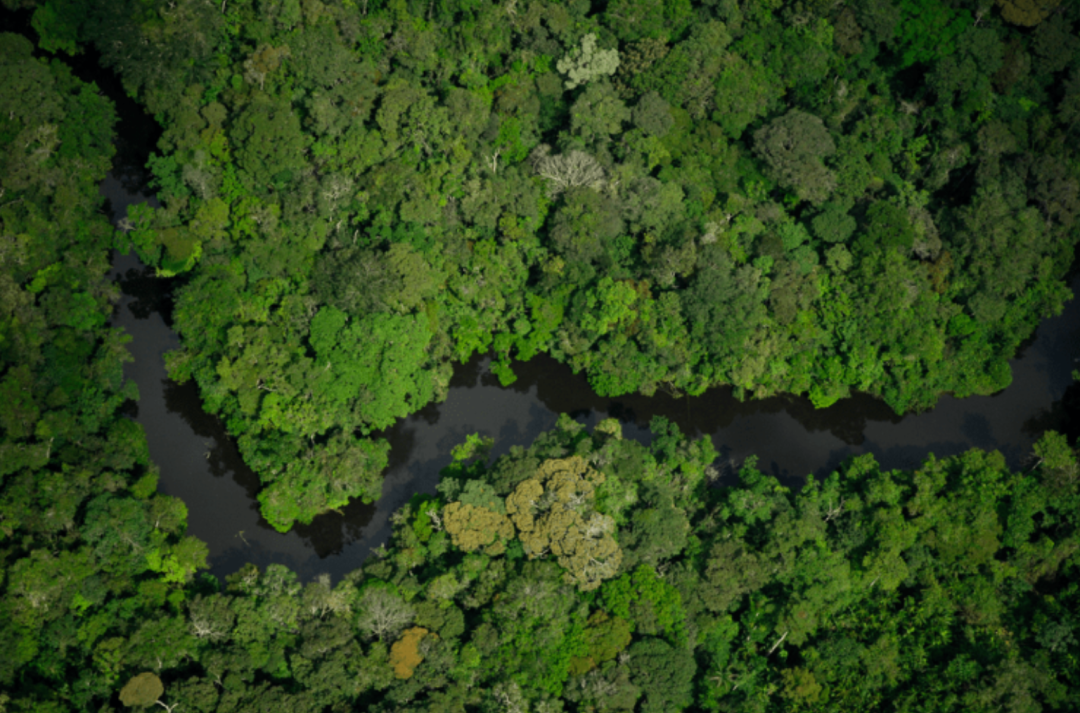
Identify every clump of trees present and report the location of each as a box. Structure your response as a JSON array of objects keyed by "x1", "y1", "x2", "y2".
[
  {"x1": 558, "y1": 32, "x2": 621, "y2": 89},
  {"x1": 8, "y1": 404, "x2": 1080, "y2": 712},
  {"x1": 18, "y1": 0, "x2": 1078, "y2": 526},
  {"x1": 0, "y1": 30, "x2": 207, "y2": 712},
  {"x1": 3, "y1": 8, "x2": 1080, "y2": 709},
  {"x1": 504, "y1": 455, "x2": 622, "y2": 590},
  {"x1": 443, "y1": 498, "x2": 515, "y2": 555},
  {"x1": 8, "y1": 0, "x2": 1080, "y2": 709}
]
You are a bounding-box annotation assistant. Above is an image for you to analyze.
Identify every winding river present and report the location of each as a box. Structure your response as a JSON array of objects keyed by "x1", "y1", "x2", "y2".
[
  {"x1": 72, "y1": 33, "x2": 1079, "y2": 582},
  {"x1": 108, "y1": 264, "x2": 1080, "y2": 582}
]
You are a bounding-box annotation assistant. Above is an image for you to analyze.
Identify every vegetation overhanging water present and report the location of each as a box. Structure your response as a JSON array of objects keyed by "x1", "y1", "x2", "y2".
[{"x1": 4, "y1": 1, "x2": 1080, "y2": 711}]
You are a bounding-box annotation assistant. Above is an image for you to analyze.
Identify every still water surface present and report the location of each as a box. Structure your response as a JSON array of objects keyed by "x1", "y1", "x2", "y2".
[
  {"x1": 106, "y1": 235, "x2": 1080, "y2": 581},
  {"x1": 85, "y1": 29, "x2": 1080, "y2": 581}
]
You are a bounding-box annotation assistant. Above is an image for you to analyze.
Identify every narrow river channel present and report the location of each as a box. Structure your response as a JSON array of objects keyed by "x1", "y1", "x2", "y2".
[
  {"x1": 106, "y1": 243, "x2": 1080, "y2": 582},
  {"x1": 76, "y1": 23, "x2": 1079, "y2": 582}
]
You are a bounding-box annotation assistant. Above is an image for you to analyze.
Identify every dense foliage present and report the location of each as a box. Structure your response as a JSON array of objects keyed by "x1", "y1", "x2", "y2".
[
  {"x1": 11, "y1": 0, "x2": 1078, "y2": 528},
  {"x1": 3, "y1": 2, "x2": 1080, "y2": 710},
  {"x1": 0, "y1": 32, "x2": 209, "y2": 711},
  {"x1": 7, "y1": 405, "x2": 1080, "y2": 712}
]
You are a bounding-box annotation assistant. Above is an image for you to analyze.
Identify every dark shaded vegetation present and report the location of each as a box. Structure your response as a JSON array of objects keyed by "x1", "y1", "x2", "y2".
[
  {"x1": 5, "y1": 0, "x2": 1076, "y2": 529},
  {"x1": 3, "y1": 0, "x2": 1080, "y2": 710}
]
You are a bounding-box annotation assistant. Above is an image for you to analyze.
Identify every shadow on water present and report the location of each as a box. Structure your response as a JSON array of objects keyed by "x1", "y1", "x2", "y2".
[
  {"x1": 499, "y1": 352, "x2": 909, "y2": 447},
  {"x1": 109, "y1": 254, "x2": 382, "y2": 578},
  {"x1": 102, "y1": 232, "x2": 1079, "y2": 584},
  {"x1": 107, "y1": 245, "x2": 1080, "y2": 581},
  {"x1": 61, "y1": 8, "x2": 1080, "y2": 580},
  {"x1": 117, "y1": 263, "x2": 175, "y2": 323}
]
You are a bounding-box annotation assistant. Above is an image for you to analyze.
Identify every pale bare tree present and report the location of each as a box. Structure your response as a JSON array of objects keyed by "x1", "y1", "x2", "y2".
[
  {"x1": 531, "y1": 146, "x2": 605, "y2": 195},
  {"x1": 302, "y1": 573, "x2": 353, "y2": 619},
  {"x1": 182, "y1": 154, "x2": 215, "y2": 200},
  {"x1": 491, "y1": 681, "x2": 530, "y2": 713},
  {"x1": 581, "y1": 671, "x2": 618, "y2": 700},
  {"x1": 355, "y1": 588, "x2": 413, "y2": 640}
]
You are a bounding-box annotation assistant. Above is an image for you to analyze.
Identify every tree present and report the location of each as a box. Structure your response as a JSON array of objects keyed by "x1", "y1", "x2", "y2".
[
  {"x1": 312, "y1": 246, "x2": 397, "y2": 315},
  {"x1": 356, "y1": 588, "x2": 414, "y2": 640},
  {"x1": 571, "y1": 611, "x2": 632, "y2": 674},
  {"x1": 811, "y1": 201, "x2": 857, "y2": 244},
  {"x1": 188, "y1": 595, "x2": 237, "y2": 641},
  {"x1": 505, "y1": 456, "x2": 623, "y2": 591},
  {"x1": 631, "y1": 91, "x2": 674, "y2": 137},
  {"x1": 308, "y1": 306, "x2": 439, "y2": 432},
  {"x1": 570, "y1": 81, "x2": 631, "y2": 146},
  {"x1": 892, "y1": 0, "x2": 974, "y2": 68},
  {"x1": 557, "y1": 33, "x2": 620, "y2": 90},
  {"x1": 119, "y1": 672, "x2": 164, "y2": 708},
  {"x1": 712, "y1": 53, "x2": 784, "y2": 138},
  {"x1": 231, "y1": 97, "x2": 308, "y2": 190},
  {"x1": 682, "y1": 246, "x2": 769, "y2": 371},
  {"x1": 547, "y1": 189, "x2": 626, "y2": 269},
  {"x1": 1033, "y1": 430, "x2": 1078, "y2": 498},
  {"x1": 243, "y1": 44, "x2": 290, "y2": 91},
  {"x1": 389, "y1": 627, "x2": 432, "y2": 679},
  {"x1": 255, "y1": 433, "x2": 390, "y2": 532},
  {"x1": 854, "y1": 201, "x2": 915, "y2": 255},
  {"x1": 532, "y1": 146, "x2": 605, "y2": 195},
  {"x1": 996, "y1": 0, "x2": 1062, "y2": 26},
  {"x1": 626, "y1": 638, "x2": 695, "y2": 712},
  {"x1": 620, "y1": 501, "x2": 689, "y2": 568},
  {"x1": 603, "y1": 0, "x2": 693, "y2": 42},
  {"x1": 443, "y1": 501, "x2": 515, "y2": 554},
  {"x1": 753, "y1": 110, "x2": 837, "y2": 205}
]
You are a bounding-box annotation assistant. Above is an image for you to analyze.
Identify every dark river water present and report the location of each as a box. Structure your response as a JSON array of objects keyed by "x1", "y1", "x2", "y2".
[
  {"x1": 106, "y1": 249, "x2": 1080, "y2": 581},
  {"x1": 75, "y1": 25, "x2": 1080, "y2": 581}
]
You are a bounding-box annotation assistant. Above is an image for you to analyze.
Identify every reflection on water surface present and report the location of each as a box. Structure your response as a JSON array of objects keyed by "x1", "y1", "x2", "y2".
[
  {"x1": 108, "y1": 247, "x2": 1080, "y2": 580},
  {"x1": 87, "y1": 13, "x2": 1080, "y2": 579}
]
